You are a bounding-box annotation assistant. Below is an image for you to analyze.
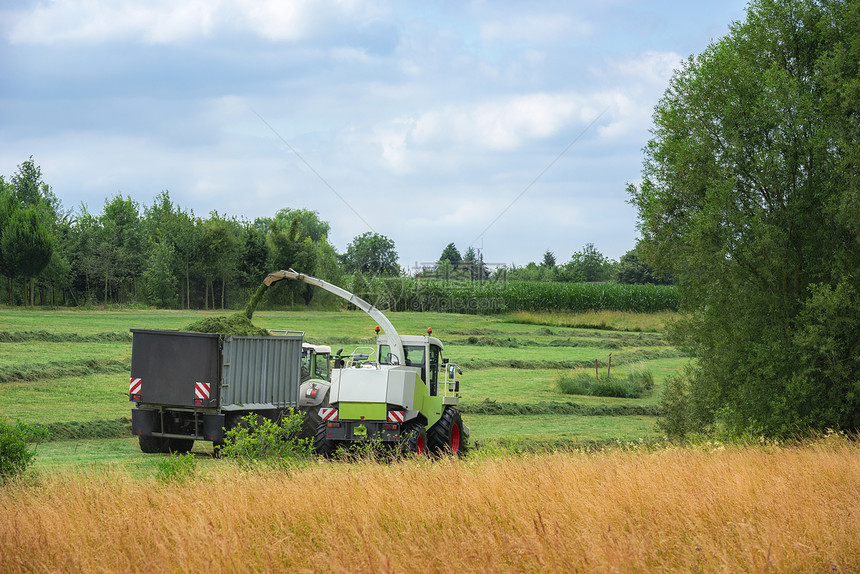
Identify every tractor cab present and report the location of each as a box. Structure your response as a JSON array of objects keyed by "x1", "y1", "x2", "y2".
[{"x1": 301, "y1": 343, "x2": 332, "y2": 382}]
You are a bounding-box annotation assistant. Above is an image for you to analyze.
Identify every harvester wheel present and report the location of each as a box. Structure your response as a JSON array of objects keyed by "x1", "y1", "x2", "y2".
[
  {"x1": 138, "y1": 435, "x2": 168, "y2": 453},
  {"x1": 427, "y1": 407, "x2": 467, "y2": 457},
  {"x1": 313, "y1": 420, "x2": 337, "y2": 458},
  {"x1": 399, "y1": 422, "x2": 427, "y2": 457}
]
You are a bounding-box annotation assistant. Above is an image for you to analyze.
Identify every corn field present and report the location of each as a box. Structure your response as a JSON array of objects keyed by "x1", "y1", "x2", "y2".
[{"x1": 345, "y1": 275, "x2": 679, "y2": 314}]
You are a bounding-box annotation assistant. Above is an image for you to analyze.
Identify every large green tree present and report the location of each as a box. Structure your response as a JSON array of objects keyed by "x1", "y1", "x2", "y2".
[
  {"x1": 95, "y1": 195, "x2": 145, "y2": 304},
  {"x1": 340, "y1": 232, "x2": 399, "y2": 276},
  {"x1": 560, "y1": 243, "x2": 613, "y2": 283},
  {"x1": 197, "y1": 212, "x2": 240, "y2": 309},
  {"x1": 1, "y1": 208, "x2": 53, "y2": 306},
  {"x1": 439, "y1": 243, "x2": 462, "y2": 266},
  {"x1": 628, "y1": 0, "x2": 860, "y2": 437},
  {"x1": 0, "y1": 158, "x2": 65, "y2": 306},
  {"x1": 268, "y1": 218, "x2": 317, "y2": 306},
  {"x1": 615, "y1": 245, "x2": 672, "y2": 285}
]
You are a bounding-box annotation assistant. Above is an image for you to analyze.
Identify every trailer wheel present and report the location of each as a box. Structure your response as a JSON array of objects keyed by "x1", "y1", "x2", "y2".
[
  {"x1": 313, "y1": 420, "x2": 337, "y2": 458},
  {"x1": 213, "y1": 412, "x2": 240, "y2": 458},
  {"x1": 427, "y1": 407, "x2": 467, "y2": 456},
  {"x1": 138, "y1": 436, "x2": 168, "y2": 454},
  {"x1": 167, "y1": 439, "x2": 194, "y2": 454},
  {"x1": 399, "y1": 422, "x2": 427, "y2": 457}
]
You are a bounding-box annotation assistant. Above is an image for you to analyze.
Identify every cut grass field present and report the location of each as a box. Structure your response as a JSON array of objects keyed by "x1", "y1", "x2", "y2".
[{"x1": 0, "y1": 307, "x2": 687, "y2": 466}]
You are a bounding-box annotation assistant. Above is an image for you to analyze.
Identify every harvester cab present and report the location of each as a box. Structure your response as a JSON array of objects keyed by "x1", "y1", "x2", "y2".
[{"x1": 377, "y1": 333, "x2": 461, "y2": 401}]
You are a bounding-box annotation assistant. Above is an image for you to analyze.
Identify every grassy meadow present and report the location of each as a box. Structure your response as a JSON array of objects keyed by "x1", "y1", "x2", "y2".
[
  {"x1": 4, "y1": 307, "x2": 857, "y2": 571},
  {"x1": 0, "y1": 307, "x2": 682, "y2": 449}
]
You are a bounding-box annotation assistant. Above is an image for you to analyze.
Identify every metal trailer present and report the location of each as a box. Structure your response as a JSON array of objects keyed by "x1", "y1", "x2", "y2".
[{"x1": 128, "y1": 328, "x2": 303, "y2": 454}]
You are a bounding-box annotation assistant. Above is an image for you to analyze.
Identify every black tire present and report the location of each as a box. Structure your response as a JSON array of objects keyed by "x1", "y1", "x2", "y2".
[
  {"x1": 399, "y1": 422, "x2": 427, "y2": 457},
  {"x1": 138, "y1": 435, "x2": 168, "y2": 454},
  {"x1": 167, "y1": 438, "x2": 194, "y2": 454},
  {"x1": 300, "y1": 406, "x2": 323, "y2": 441},
  {"x1": 212, "y1": 412, "x2": 241, "y2": 458},
  {"x1": 313, "y1": 420, "x2": 337, "y2": 458},
  {"x1": 427, "y1": 407, "x2": 466, "y2": 456}
]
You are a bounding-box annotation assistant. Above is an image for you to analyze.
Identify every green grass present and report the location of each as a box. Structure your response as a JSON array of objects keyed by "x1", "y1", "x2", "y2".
[
  {"x1": 0, "y1": 373, "x2": 133, "y2": 423},
  {"x1": 0, "y1": 309, "x2": 209, "y2": 335},
  {"x1": 0, "y1": 341, "x2": 130, "y2": 368},
  {"x1": 464, "y1": 414, "x2": 661, "y2": 443},
  {"x1": 463, "y1": 361, "x2": 673, "y2": 407},
  {"x1": 0, "y1": 308, "x2": 688, "y2": 469},
  {"x1": 32, "y1": 437, "x2": 221, "y2": 474}
]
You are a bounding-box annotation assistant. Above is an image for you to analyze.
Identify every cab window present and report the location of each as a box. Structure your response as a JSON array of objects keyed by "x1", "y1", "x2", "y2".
[
  {"x1": 429, "y1": 345, "x2": 440, "y2": 395},
  {"x1": 404, "y1": 345, "x2": 425, "y2": 368},
  {"x1": 379, "y1": 345, "x2": 392, "y2": 364},
  {"x1": 300, "y1": 350, "x2": 311, "y2": 381},
  {"x1": 315, "y1": 356, "x2": 330, "y2": 380}
]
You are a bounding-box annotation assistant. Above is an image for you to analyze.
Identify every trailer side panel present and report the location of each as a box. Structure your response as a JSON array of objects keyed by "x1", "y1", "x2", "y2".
[{"x1": 221, "y1": 334, "x2": 303, "y2": 408}]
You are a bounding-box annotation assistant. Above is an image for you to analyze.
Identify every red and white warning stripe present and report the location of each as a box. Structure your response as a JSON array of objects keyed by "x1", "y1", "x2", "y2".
[
  {"x1": 387, "y1": 410, "x2": 405, "y2": 423},
  {"x1": 320, "y1": 407, "x2": 338, "y2": 421},
  {"x1": 129, "y1": 378, "x2": 142, "y2": 395},
  {"x1": 195, "y1": 382, "x2": 211, "y2": 400}
]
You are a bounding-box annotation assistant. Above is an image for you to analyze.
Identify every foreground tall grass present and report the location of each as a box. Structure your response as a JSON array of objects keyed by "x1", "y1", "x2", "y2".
[{"x1": 2, "y1": 438, "x2": 858, "y2": 572}]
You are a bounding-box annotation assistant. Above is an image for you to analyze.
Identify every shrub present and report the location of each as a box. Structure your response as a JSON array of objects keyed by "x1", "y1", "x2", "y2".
[
  {"x1": 156, "y1": 452, "x2": 198, "y2": 484},
  {"x1": 556, "y1": 370, "x2": 653, "y2": 399},
  {"x1": 0, "y1": 416, "x2": 48, "y2": 482},
  {"x1": 219, "y1": 411, "x2": 312, "y2": 470},
  {"x1": 655, "y1": 366, "x2": 714, "y2": 440},
  {"x1": 628, "y1": 368, "x2": 655, "y2": 391}
]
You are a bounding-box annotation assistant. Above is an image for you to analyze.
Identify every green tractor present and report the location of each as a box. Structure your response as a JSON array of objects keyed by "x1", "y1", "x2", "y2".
[{"x1": 264, "y1": 270, "x2": 468, "y2": 456}]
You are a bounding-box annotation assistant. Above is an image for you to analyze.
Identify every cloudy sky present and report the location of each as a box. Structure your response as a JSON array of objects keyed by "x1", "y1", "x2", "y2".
[{"x1": 1, "y1": 0, "x2": 748, "y2": 271}]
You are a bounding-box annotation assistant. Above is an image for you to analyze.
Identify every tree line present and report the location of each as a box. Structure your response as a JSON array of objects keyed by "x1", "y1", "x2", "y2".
[
  {"x1": 0, "y1": 159, "x2": 402, "y2": 309},
  {"x1": 0, "y1": 157, "x2": 664, "y2": 309},
  {"x1": 423, "y1": 242, "x2": 670, "y2": 285}
]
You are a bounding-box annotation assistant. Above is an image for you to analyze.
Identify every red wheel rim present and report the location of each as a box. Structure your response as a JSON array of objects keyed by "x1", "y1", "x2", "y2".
[
  {"x1": 416, "y1": 434, "x2": 424, "y2": 455},
  {"x1": 450, "y1": 423, "x2": 460, "y2": 453}
]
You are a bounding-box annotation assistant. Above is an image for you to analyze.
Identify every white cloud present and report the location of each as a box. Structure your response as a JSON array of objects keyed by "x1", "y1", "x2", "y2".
[
  {"x1": 603, "y1": 50, "x2": 682, "y2": 87},
  {"x1": 235, "y1": 0, "x2": 312, "y2": 42},
  {"x1": 479, "y1": 12, "x2": 591, "y2": 45},
  {"x1": 5, "y1": 0, "x2": 382, "y2": 45},
  {"x1": 7, "y1": 0, "x2": 219, "y2": 45},
  {"x1": 412, "y1": 92, "x2": 591, "y2": 151},
  {"x1": 589, "y1": 50, "x2": 684, "y2": 139}
]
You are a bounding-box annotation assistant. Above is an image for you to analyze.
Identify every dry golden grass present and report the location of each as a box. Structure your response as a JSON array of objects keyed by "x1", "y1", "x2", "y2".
[{"x1": 2, "y1": 437, "x2": 859, "y2": 573}]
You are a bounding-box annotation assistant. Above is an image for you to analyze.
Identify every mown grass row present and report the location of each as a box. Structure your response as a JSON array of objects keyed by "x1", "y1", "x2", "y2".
[
  {"x1": 347, "y1": 277, "x2": 679, "y2": 314},
  {"x1": 457, "y1": 347, "x2": 685, "y2": 370},
  {"x1": 460, "y1": 399, "x2": 661, "y2": 417},
  {"x1": 36, "y1": 418, "x2": 131, "y2": 441},
  {"x1": 0, "y1": 331, "x2": 132, "y2": 343},
  {"x1": 0, "y1": 359, "x2": 130, "y2": 383}
]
